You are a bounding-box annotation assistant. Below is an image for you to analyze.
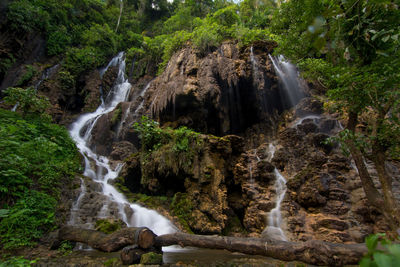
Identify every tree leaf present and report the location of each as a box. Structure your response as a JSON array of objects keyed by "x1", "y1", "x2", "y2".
[{"x1": 374, "y1": 252, "x2": 392, "y2": 267}]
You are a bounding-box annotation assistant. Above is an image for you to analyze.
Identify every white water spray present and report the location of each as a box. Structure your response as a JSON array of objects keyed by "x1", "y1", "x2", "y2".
[
  {"x1": 262, "y1": 144, "x2": 287, "y2": 241},
  {"x1": 269, "y1": 55, "x2": 304, "y2": 107},
  {"x1": 69, "y1": 52, "x2": 177, "y2": 238}
]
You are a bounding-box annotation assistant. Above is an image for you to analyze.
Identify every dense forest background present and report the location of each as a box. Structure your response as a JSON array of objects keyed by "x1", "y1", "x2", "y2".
[{"x1": 0, "y1": 0, "x2": 399, "y2": 265}]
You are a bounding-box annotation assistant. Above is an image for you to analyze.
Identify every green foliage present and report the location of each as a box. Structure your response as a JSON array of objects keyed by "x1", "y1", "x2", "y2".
[
  {"x1": 0, "y1": 109, "x2": 80, "y2": 248},
  {"x1": 210, "y1": 5, "x2": 239, "y2": 27},
  {"x1": 163, "y1": 6, "x2": 195, "y2": 34},
  {"x1": 7, "y1": 0, "x2": 50, "y2": 32},
  {"x1": 360, "y1": 233, "x2": 400, "y2": 267},
  {"x1": 0, "y1": 256, "x2": 36, "y2": 267},
  {"x1": 192, "y1": 22, "x2": 225, "y2": 55},
  {"x1": 47, "y1": 26, "x2": 72, "y2": 56},
  {"x1": 235, "y1": 25, "x2": 273, "y2": 47},
  {"x1": 159, "y1": 30, "x2": 192, "y2": 73},
  {"x1": 3, "y1": 87, "x2": 50, "y2": 116},
  {"x1": 133, "y1": 116, "x2": 169, "y2": 152},
  {"x1": 82, "y1": 24, "x2": 118, "y2": 57},
  {"x1": 0, "y1": 190, "x2": 56, "y2": 248},
  {"x1": 0, "y1": 55, "x2": 16, "y2": 75},
  {"x1": 64, "y1": 47, "x2": 104, "y2": 76},
  {"x1": 57, "y1": 71, "x2": 76, "y2": 91},
  {"x1": 16, "y1": 65, "x2": 37, "y2": 87},
  {"x1": 133, "y1": 116, "x2": 203, "y2": 187},
  {"x1": 273, "y1": 0, "x2": 400, "y2": 162},
  {"x1": 58, "y1": 241, "x2": 74, "y2": 255},
  {"x1": 239, "y1": 0, "x2": 275, "y2": 28}
]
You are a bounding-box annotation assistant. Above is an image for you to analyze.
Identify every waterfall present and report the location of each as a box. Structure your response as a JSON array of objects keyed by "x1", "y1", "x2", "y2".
[
  {"x1": 11, "y1": 64, "x2": 59, "y2": 112},
  {"x1": 269, "y1": 55, "x2": 304, "y2": 108},
  {"x1": 262, "y1": 143, "x2": 288, "y2": 241},
  {"x1": 34, "y1": 64, "x2": 59, "y2": 91},
  {"x1": 292, "y1": 114, "x2": 321, "y2": 127},
  {"x1": 248, "y1": 149, "x2": 260, "y2": 190},
  {"x1": 68, "y1": 178, "x2": 87, "y2": 226},
  {"x1": 68, "y1": 52, "x2": 177, "y2": 241}
]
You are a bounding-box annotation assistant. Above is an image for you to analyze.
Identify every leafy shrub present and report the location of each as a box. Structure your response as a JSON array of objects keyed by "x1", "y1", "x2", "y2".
[
  {"x1": 234, "y1": 25, "x2": 273, "y2": 47},
  {"x1": 162, "y1": 6, "x2": 194, "y2": 34},
  {"x1": 3, "y1": 87, "x2": 50, "y2": 116},
  {"x1": 159, "y1": 31, "x2": 192, "y2": 74},
  {"x1": 0, "y1": 256, "x2": 35, "y2": 267},
  {"x1": 210, "y1": 5, "x2": 239, "y2": 27},
  {"x1": 58, "y1": 71, "x2": 76, "y2": 91},
  {"x1": 0, "y1": 190, "x2": 56, "y2": 248},
  {"x1": 7, "y1": 0, "x2": 50, "y2": 32},
  {"x1": 58, "y1": 241, "x2": 74, "y2": 255},
  {"x1": 64, "y1": 46, "x2": 104, "y2": 76},
  {"x1": 360, "y1": 233, "x2": 400, "y2": 267},
  {"x1": 82, "y1": 24, "x2": 117, "y2": 57},
  {"x1": 0, "y1": 109, "x2": 80, "y2": 248},
  {"x1": 192, "y1": 22, "x2": 224, "y2": 55},
  {"x1": 133, "y1": 116, "x2": 169, "y2": 152},
  {"x1": 47, "y1": 26, "x2": 72, "y2": 56}
]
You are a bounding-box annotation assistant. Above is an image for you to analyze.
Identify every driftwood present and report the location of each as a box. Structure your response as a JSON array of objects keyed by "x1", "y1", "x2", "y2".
[
  {"x1": 155, "y1": 232, "x2": 368, "y2": 266},
  {"x1": 58, "y1": 226, "x2": 368, "y2": 266},
  {"x1": 58, "y1": 226, "x2": 156, "y2": 252}
]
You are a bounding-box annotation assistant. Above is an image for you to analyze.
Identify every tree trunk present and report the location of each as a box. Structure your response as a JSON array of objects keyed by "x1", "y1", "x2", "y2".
[
  {"x1": 372, "y1": 146, "x2": 400, "y2": 233},
  {"x1": 155, "y1": 232, "x2": 367, "y2": 266},
  {"x1": 58, "y1": 226, "x2": 156, "y2": 252},
  {"x1": 346, "y1": 112, "x2": 384, "y2": 210}
]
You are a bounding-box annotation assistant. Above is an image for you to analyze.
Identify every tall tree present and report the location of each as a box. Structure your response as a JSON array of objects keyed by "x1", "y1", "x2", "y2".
[{"x1": 272, "y1": 0, "x2": 400, "y2": 232}]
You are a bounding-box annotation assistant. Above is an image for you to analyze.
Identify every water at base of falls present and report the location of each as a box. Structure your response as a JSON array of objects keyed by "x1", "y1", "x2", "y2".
[{"x1": 68, "y1": 52, "x2": 177, "y2": 242}]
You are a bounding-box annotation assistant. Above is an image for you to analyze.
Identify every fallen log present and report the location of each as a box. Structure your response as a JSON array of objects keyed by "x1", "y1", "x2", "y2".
[
  {"x1": 155, "y1": 232, "x2": 368, "y2": 266},
  {"x1": 58, "y1": 226, "x2": 156, "y2": 252}
]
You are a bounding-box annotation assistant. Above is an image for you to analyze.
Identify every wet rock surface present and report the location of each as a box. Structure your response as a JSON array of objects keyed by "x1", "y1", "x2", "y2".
[
  {"x1": 83, "y1": 42, "x2": 397, "y2": 243},
  {"x1": 7, "y1": 40, "x2": 398, "y2": 260},
  {"x1": 141, "y1": 41, "x2": 282, "y2": 136}
]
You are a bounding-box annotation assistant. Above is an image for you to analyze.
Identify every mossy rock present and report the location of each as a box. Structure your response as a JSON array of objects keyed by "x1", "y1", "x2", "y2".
[
  {"x1": 171, "y1": 192, "x2": 194, "y2": 234},
  {"x1": 95, "y1": 218, "x2": 125, "y2": 234},
  {"x1": 110, "y1": 105, "x2": 122, "y2": 125},
  {"x1": 104, "y1": 257, "x2": 119, "y2": 267},
  {"x1": 140, "y1": 252, "x2": 163, "y2": 265}
]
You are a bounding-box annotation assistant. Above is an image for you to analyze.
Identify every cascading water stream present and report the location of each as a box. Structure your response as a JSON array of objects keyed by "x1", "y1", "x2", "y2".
[
  {"x1": 68, "y1": 53, "x2": 177, "y2": 241},
  {"x1": 268, "y1": 54, "x2": 304, "y2": 108},
  {"x1": 262, "y1": 143, "x2": 287, "y2": 241},
  {"x1": 292, "y1": 114, "x2": 321, "y2": 127},
  {"x1": 248, "y1": 149, "x2": 261, "y2": 190}
]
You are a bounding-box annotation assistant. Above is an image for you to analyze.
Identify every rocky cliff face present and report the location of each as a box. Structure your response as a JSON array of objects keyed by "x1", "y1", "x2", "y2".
[
  {"x1": 143, "y1": 40, "x2": 283, "y2": 136},
  {"x1": 108, "y1": 41, "x2": 396, "y2": 241},
  {"x1": 9, "y1": 39, "x2": 396, "y2": 243}
]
